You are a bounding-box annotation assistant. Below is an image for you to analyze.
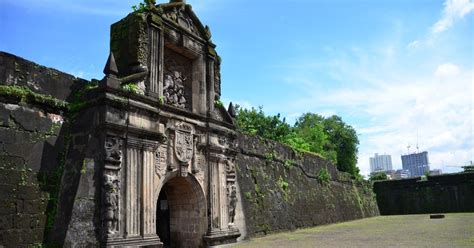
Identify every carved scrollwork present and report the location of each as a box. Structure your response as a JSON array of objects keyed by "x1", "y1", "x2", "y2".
[
  {"x1": 155, "y1": 146, "x2": 167, "y2": 177},
  {"x1": 164, "y1": 7, "x2": 200, "y2": 36}
]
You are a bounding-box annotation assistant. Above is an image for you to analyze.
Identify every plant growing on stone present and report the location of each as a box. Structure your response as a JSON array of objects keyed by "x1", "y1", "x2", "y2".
[
  {"x1": 284, "y1": 159, "x2": 296, "y2": 170},
  {"x1": 214, "y1": 99, "x2": 224, "y2": 108},
  {"x1": 131, "y1": 0, "x2": 155, "y2": 12},
  {"x1": 121, "y1": 83, "x2": 140, "y2": 94},
  {"x1": 317, "y1": 168, "x2": 331, "y2": 185}
]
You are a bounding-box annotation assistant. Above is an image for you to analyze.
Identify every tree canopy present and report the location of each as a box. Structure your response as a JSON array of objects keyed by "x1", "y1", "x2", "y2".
[
  {"x1": 235, "y1": 106, "x2": 360, "y2": 177},
  {"x1": 369, "y1": 171, "x2": 388, "y2": 181}
]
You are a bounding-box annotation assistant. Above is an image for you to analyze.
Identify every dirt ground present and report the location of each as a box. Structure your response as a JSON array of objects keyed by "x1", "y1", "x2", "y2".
[{"x1": 230, "y1": 213, "x2": 474, "y2": 248}]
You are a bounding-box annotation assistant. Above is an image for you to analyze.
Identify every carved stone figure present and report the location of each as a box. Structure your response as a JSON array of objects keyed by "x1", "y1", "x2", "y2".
[
  {"x1": 103, "y1": 174, "x2": 119, "y2": 235},
  {"x1": 227, "y1": 184, "x2": 237, "y2": 224},
  {"x1": 105, "y1": 136, "x2": 122, "y2": 164},
  {"x1": 163, "y1": 71, "x2": 187, "y2": 108}
]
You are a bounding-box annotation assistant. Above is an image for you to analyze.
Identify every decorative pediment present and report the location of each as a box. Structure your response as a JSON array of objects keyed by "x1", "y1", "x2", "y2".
[
  {"x1": 160, "y1": 2, "x2": 211, "y2": 40},
  {"x1": 213, "y1": 104, "x2": 235, "y2": 125}
]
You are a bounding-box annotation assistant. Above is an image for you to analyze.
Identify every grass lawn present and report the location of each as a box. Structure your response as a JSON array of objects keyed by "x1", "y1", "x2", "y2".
[{"x1": 230, "y1": 213, "x2": 474, "y2": 248}]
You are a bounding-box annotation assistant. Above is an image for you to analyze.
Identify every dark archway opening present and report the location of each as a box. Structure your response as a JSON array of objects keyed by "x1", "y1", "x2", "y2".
[
  {"x1": 156, "y1": 190, "x2": 171, "y2": 247},
  {"x1": 156, "y1": 176, "x2": 207, "y2": 248}
]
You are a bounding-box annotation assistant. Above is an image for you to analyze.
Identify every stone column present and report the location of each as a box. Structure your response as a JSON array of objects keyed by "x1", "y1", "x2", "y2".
[
  {"x1": 192, "y1": 55, "x2": 206, "y2": 115},
  {"x1": 125, "y1": 141, "x2": 142, "y2": 238},
  {"x1": 142, "y1": 148, "x2": 156, "y2": 236},
  {"x1": 207, "y1": 57, "x2": 215, "y2": 113},
  {"x1": 208, "y1": 152, "x2": 223, "y2": 232},
  {"x1": 148, "y1": 25, "x2": 163, "y2": 98},
  {"x1": 204, "y1": 151, "x2": 240, "y2": 245}
]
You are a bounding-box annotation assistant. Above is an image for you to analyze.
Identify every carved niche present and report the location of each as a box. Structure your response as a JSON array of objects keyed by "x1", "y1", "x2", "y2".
[
  {"x1": 164, "y1": 49, "x2": 192, "y2": 110},
  {"x1": 225, "y1": 159, "x2": 237, "y2": 227}
]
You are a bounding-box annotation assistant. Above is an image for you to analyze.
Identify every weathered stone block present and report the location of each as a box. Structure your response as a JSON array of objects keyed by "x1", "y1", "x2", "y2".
[
  {"x1": 10, "y1": 107, "x2": 52, "y2": 133},
  {"x1": 0, "y1": 214, "x2": 14, "y2": 230}
]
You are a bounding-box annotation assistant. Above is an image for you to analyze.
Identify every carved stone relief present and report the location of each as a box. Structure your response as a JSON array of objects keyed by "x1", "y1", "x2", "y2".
[
  {"x1": 164, "y1": 49, "x2": 192, "y2": 110},
  {"x1": 226, "y1": 159, "x2": 237, "y2": 227},
  {"x1": 163, "y1": 71, "x2": 187, "y2": 108},
  {"x1": 227, "y1": 184, "x2": 237, "y2": 225},
  {"x1": 105, "y1": 136, "x2": 122, "y2": 164},
  {"x1": 103, "y1": 173, "x2": 120, "y2": 236},
  {"x1": 174, "y1": 122, "x2": 194, "y2": 164},
  {"x1": 155, "y1": 145, "x2": 167, "y2": 177},
  {"x1": 191, "y1": 135, "x2": 200, "y2": 173},
  {"x1": 214, "y1": 59, "x2": 221, "y2": 99},
  {"x1": 164, "y1": 6, "x2": 200, "y2": 36}
]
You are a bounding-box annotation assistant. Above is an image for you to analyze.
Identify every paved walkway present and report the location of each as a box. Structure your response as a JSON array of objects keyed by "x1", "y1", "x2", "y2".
[{"x1": 230, "y1": 213, "x2": 474, "y2": 248}]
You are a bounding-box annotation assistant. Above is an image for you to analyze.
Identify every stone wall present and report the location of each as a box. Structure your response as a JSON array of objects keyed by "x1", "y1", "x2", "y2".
[
  {"x1": 0, "y1": 52, "x2": 84, "y2": 247},
  {"x1": 233, "y1": 134, "x2": 379, "y2": 239},
  {"x1": 0, "y1": 51, "x2": 381, "y2": 246},
  {"x1": 373, "y1": 173, "x2": 474, "y2": 215}
]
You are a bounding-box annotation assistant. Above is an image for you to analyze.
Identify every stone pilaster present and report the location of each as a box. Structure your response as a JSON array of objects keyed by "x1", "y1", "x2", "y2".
[{"x1": 148, "y1": 25, "x2": 162, "y2": 98}]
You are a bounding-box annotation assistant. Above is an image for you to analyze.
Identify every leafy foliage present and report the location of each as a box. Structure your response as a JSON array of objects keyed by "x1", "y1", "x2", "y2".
[
  {"x1": 131, "y1": 0, "x2": 154, "y2": 12},
  {"x1": 235, "y1": 106, "x2": 360, "y2": 176},
  {"x1": 235, "y1": 106, "x2": 291, "y2": 142},
  {"x1": 317, "y1": 168, "x2": 331, "y2": 184},
  {"x1": 121, "y1": 83, "x2": 140, "y2": 94},
  {"x1": 369, "y1": 171, "x2": 388, "y2": 181}
]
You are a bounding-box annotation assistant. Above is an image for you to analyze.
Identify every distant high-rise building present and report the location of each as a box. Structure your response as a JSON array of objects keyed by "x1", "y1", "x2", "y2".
[
  {"x1": 394, "y1": 169, "x2": 410, "y2": 179},
  {"x1": 429, "y1": 169, "x2": 442, "y2": 175},
  {"x1": 401, "y1": 151, "x2": 430, "y2": 177},
  {"x1": 370, "y1": 153, "x2": 393, "y2": 172}
]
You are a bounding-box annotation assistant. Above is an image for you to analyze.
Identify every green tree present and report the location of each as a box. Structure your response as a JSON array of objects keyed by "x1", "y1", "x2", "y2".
[
  {"x1": 292, "y1": 113, "x2": 331, "y2": 159},
  {"x1": 322, "y1": 115, "x2": 359, "y2": 176},
  {"x1": 235, "y1": 106, "x2": 291, "y2": 142},
  {"x1": 369, "y1": 171, "x2": 388, "y2": 181},
  {"x1": 235, "y1": 107, "x2": 360, "y2": 177}
]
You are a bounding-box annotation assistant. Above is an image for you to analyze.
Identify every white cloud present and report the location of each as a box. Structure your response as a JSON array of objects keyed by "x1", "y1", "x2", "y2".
[
  {"x1": 431, "y1": 0, "x2": 474, "y2": 34},
  {"x1": 273, "y1": 46, "x2": 473, "y2": 176},
  {"x1": 434, "y1": 63, "x2": 460, "y2": 77}
]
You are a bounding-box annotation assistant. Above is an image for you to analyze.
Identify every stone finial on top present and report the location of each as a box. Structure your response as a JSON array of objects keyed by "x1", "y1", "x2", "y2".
[
  {"x1": 228, "y1": 102, "x2": 236, "y2": 118},
  {"x1": 103, "y1": 52, "x2": 118, "y2": 77},
  {"x1": 100, "y1": 52, "x2": 120, "y2": 89}
]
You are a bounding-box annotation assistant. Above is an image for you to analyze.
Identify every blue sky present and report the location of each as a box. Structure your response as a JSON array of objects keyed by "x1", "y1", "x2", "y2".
[{"x1": 1, "y1": 0, "x2": 472, "y2": 176}]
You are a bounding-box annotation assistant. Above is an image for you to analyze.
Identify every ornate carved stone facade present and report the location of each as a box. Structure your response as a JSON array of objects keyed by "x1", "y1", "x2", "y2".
[{"x1": 98, "y1": 1, "x2": 240, "y2": 247}]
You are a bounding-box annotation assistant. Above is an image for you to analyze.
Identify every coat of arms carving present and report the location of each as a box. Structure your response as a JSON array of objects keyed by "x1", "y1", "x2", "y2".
[{"x1": 174, "y1": 122, "x2": 194, "y2": 164}]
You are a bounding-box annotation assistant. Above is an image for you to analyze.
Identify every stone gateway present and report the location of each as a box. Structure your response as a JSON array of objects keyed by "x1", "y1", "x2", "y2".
[{"x1": 62, "y1": 0, "x2": 240, "y2": 247}]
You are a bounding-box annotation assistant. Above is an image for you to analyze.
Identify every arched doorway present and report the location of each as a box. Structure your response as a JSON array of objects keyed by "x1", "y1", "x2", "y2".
[{"x1": 156, "y1": 176, "x2": 207, "y2": 248}]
